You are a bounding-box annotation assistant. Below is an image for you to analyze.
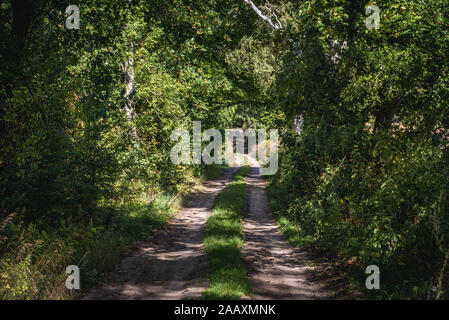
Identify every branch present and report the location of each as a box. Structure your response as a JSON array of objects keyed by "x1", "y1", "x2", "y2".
[
  {"x1": 243, "y1": 0, "x2": 302, "y2": 58},
  {"x1": 265, "y1": 0, "x2": 282, "y2": 29},
  {"x1": 243, "y1": 0, "x2": 302, "y2": 136},
  {"x1": 243, "y1": 0, "x2": 281, "y2": 30}
]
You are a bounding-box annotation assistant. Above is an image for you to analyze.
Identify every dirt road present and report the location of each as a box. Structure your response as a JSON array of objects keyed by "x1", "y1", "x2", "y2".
[
  {"x1": 242, "y1": 166, "x2": 328, "y2": 299},
  {"x1": 83, "y1": 162, "x2": 328, "y2": 300},
  {"x1": 82, "y1": 167, "x2": 239, "y2": 300}
]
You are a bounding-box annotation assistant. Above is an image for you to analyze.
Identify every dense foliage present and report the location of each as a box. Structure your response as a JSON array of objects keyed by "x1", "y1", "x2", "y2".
[
  {"x1": 0, "y1": 0, "x2": 261, "y2": 298},
  {"x1": 261, "y1": 0, "x2": 449, "y2": 298}
]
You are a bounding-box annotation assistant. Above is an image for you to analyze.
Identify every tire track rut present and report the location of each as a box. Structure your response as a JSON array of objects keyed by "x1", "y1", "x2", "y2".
[
  {"x1": 242, "y1": 166, "x2": 328, "y2": 300},
  {"x1": 82, "y1": 167, "x2": 239, "y2": 300}
]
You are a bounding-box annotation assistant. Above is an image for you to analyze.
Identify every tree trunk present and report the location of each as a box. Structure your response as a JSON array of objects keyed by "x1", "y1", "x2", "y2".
[
  {"x1": 123, "y1": 42, "x2": 138, "y2": 138},
  {"x1": 122, "y1": 0, "x2": 138, "y2": 139}
]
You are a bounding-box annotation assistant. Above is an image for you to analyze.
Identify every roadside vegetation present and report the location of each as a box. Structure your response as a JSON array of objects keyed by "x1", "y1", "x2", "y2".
[
  {"x1": 264, "y1": 0, "x2": 449, "y2": 299},
  {"x1": 0, "y1": 194, "x2": 179, "y2": 299},
  {"x1": 203, "y1": 166, "x2": 251, "y2": 299}
]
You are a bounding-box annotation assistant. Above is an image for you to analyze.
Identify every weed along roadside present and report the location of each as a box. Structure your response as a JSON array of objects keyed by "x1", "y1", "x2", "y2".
[{"x1": 203, "y1": 166, "x2": 252, "y2": 299}]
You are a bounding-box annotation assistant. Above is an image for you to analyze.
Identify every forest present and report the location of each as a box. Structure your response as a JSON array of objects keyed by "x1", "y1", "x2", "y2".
[{"x1": 1, "y1": 0, "x2": 449, "y2": 300}]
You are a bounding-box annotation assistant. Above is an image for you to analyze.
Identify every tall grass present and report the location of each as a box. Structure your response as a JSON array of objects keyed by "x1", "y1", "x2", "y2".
[{"x1": 0, "y1": 194, "x2": 179, "y2": 300}]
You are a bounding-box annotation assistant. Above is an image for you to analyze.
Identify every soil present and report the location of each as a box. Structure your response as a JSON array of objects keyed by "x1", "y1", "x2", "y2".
[
  {"x1": 82, "y1": 167, "x2": 239, "y2": 300},
  {"x1": 82, "y1": 162, "x2": 330, "y2": 300},
  {"x1": 241, "y1": 166, "x2": 328, "y2": 299}
]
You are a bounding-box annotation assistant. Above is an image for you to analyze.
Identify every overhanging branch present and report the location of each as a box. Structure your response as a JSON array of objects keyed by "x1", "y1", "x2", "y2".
[
  {"x1": 243, "y1": 0, "x2": 281, "y2": 30},
  {"x1": 243, "y1": 0, "x2": 302, "y2": 58}
]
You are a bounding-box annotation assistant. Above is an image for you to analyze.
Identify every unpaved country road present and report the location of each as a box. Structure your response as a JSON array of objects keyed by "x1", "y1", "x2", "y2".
[
  {"x1": 82, "y1": 167, "x2": 239, "y2": 300},
  {"x1": 242, "y1": 166, "x2": 328, "y2": 299}
]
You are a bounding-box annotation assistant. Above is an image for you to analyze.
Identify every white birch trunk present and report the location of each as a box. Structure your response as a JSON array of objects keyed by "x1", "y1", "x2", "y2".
[{"x1": 123, "y1": 42, "x2": 138, "y2": 138}]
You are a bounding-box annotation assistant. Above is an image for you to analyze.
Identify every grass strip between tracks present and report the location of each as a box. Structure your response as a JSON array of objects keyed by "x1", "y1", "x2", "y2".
[{"x1": 203, "y1": 166, "x2": 252, "y2": 299}]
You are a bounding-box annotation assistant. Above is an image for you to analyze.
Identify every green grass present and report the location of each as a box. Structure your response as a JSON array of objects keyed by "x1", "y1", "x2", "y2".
[
  {"x1": 204, "y1": 164, "x2": 229, "y2": 180},
  {"x1": 266, "y1": 184, "x2": 313, "y2": 248},
  {"x1": 79, "y1": 194, "x2": 180, "y2": 288},
  {"x1": 203, "y1": 166, "x2": 252, "y2": 299},
  {"x1": 275, "y1": 216, "x2": 310, "y2": 247}
]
